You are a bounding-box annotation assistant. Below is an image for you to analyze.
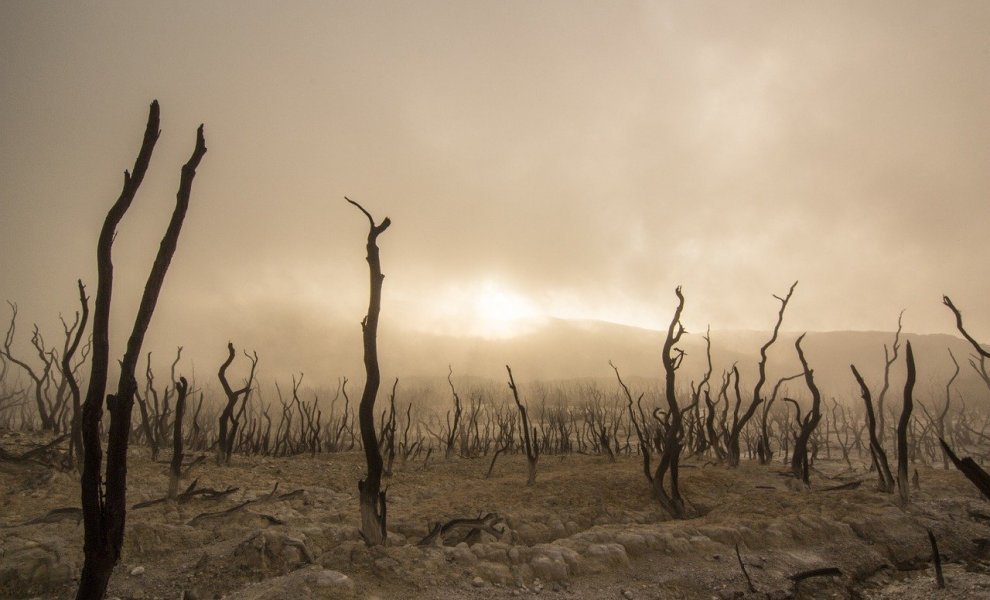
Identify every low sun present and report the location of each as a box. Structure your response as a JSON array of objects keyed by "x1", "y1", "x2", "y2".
[
  {"x1": 415, "y1": 279, "x2": 545, "y2": 338},
  {"x1": 473, "y1": 281, "x2": 541, "y2": 336}
]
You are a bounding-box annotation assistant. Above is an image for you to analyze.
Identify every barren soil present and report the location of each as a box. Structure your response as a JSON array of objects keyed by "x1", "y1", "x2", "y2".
[{"x1": 3, "y1": 432, "x2": 990, "y2": 600}]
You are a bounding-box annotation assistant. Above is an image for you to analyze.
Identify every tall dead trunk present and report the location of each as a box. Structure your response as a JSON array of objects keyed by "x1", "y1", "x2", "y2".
[
  {"x1": 77, "y1": 102, "x2": 206, "y2": 600},
  {"x1": 897, "y1": 341, "x2": 915, "y2": 505},
  {"x1": 507, "y1": 365, "x2": 539, "y2": 485},
  {"x1": 168, "y1": 377, "x2": 188, "y2": 498},
  {"x1": 347, "y1": 197, "x2": 390, "y2": 546},
  {"x1": 850, "y1": 364, "x2": 895, "y2": 492},
  {"x1": 63, "y1": 281, "x2": 89, "y2": 472}
]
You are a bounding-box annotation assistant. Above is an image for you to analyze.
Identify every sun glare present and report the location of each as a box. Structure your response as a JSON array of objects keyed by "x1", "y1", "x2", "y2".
[
  {"x1": 473, "y1": 281, "x2": 541, "y2": 337},
  {"x1": 415, "y1": 279, "x2": 544, "y2": 338}
]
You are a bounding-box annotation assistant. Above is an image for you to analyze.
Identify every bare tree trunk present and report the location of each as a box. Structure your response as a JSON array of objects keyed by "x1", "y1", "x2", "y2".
[
  {"x1": 78, "y1": 102, "x2": 206, "y2": 600},
  {"x1": 168, "y1": 377, "x2": 188, "y2": 498},
  {"x1": 897, "y1": 342, "x2": 916, "y2": 505},
  {"x1": 507, "y1": 365, "x2": 539, "y2": 485},
  {"x1": 876, "y1": 312, "x2": 904, "y2": 447},
  {"x1": 850, "y1": 364, "x2": 895, "y2": 492},
  {"x1": 63, "y1": 281, "x2": 89, "y2": 472},
  {"x1": 790, "y1": 334, "x2": 822, "y2": 487},
  {"x1": 653, "y1": 287, "x2": 687, "y2": 517},
  {"x1": 216, "y1": 343, "x2": 258, "y2": 464},
  {"x1": 347, "y1": 197, "x2": 390, "y2": 547}
]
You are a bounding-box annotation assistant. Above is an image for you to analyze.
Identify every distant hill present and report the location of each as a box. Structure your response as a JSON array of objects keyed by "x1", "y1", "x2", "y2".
[
  {"x1": 167, "y1": 307, "x2": 989, "y2": 405},
  {"x1": 379, "y1": 319, "x2": 990, "y2": 403}
]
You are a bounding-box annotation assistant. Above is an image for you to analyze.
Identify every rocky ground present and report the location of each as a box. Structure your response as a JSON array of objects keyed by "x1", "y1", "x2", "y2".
[{"x1": 2, "y1": 431, "x2": 990, "y2": 599}]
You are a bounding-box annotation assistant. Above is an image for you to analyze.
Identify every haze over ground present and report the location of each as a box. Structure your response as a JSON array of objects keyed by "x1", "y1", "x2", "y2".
[{"x1": 1, "y1": 2, "x2": 988, "y2": 385}]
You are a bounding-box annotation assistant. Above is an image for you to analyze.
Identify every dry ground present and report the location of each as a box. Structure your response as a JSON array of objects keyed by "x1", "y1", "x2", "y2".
[{"x1": 3, "y1": 432, "x2": 990, "y2": 599}]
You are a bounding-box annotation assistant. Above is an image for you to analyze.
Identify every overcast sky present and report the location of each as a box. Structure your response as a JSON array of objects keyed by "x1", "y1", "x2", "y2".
[{"x1": 1, "y1": 1, "x2": 988, "y2": 381}]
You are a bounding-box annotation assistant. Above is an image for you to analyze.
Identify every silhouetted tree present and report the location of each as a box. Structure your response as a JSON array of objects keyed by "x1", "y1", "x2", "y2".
[
  {"x1": 507, "y1": 365, "x2": 539, "y2": 485},
  {"x1": 850, "y1": 364, "x2": 895, "y2": 492},
  {"x1": 790, "y1": 334, "x2": 822, "y2": 486},
  {"x1": 896, "y1": 342, "x2": 916, "y2": 505},
  {"x1": 726, "y1": 281, "x2": 797, "y2": 466},
  {"x1": 77, "y1": 101, "x2": 206, "y2": 600},
  {"x1": 217, "y1": 342, "x2": 258, "y2": 464},
  {"x1": 2, "y1": 303, "x2": 58, "y2": 430},
  {"x1": 943, "y1": 296, "x2": 990, "y2": 393},
  {"x1": 347, "y1": 197, "x2": 390, "y2": 546},
  {"x1": 62, "y1": 281, "x2": 89, "y2": 471}
]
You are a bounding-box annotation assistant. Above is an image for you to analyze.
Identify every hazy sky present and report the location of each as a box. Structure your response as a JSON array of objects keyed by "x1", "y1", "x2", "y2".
[{"x1": 1, "y1": 2, "x2": 988, "y2": 381}]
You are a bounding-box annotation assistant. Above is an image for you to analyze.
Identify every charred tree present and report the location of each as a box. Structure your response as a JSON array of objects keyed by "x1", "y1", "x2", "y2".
[
  {"x1": 850, "y1": 364, "x2": 895, "y2": 492},
  {"x1": 216, "y1": 343, "x2": 258, "y2": 464},
  {"x1": 876, "y1": 312, "x2": 904, "y2": 447},
  {"x1": 653, "y1": 287, "x2": 689, "y2": 517},
  {"x1": 63, "y1": 281, "x2": 90, "y2": 471},
  {"x1": 168, "y1": 377, "x2": 189, "y2": 498},
  {"x1": 507, "y1": 365, "x2": 539, "y2": 485},
  {"x1": 943, "y1": 296, "x2": 990, "y2": 393},
  {"x1": 445, "y1": 366, "x2": 463, "y2": 459},
  {"x1": 77, "y1": 102, "x2": 205, "y2": 600},
  {"x1": 790, "y1": 334, "x2": 822, "y2": 486},
  {"x1": 896, "y1": 341, "x2": 916, "y2": 505},
  {"x1": 347, "y1": 197, "x2": 391, "y2": 546},
  {"x1": 726, "y1": 281, "x2": 797, "y2": 467},
  {"x1": 2, "y1": 303, "x2": 57, "y2": 430}
]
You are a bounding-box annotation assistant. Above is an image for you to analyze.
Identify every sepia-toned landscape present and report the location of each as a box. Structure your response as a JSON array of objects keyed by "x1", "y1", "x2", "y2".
[{"x1": 2, "y1": 3, "x2": 990, "y2": 599}]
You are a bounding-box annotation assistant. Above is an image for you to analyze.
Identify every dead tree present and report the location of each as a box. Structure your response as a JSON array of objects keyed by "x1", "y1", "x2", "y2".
[
  {"x1": 216, "y1": 342, "x2": 258, "y2": 464},
  {"x1": 168, "y1": 377, "x2": 189, "y2": 498},
  {"x1": 445, "y1": 365, "x2": 463, "y2": 459},
  {"x1": 877, "y1": 312, "x2": 904, "y2": 446},
  {"x1": 62, "y1": 281, "x2": 90, "y2": 471},
  {"x1": 2, "y1": 303, "x2": 57, "y2": 430},
  {"x1": 347, "y1": 197, "x2": 390, "y2": 547},
  {"x1": 790, "y1": 334, "x2": 822, "y2": 486},
  {"x1": 943, "y1": 296, "x2": 990, "y2": 393},
  {"x1": 757, "y1": 372, "x2": 803, "y2": 465},
  {"x1": 77, "y1": 101, "x2": 206, "y2": 600},
  {"x1": 726, "y1": 281, "x2": 797, "y2": 467},
  {"x1": 652, "y1": 286, "x2": 689, "y2": 517},
  {"x1": 507, "y1": 365, "x2": 538, "y2": 485},
  {"x1": 897, "y1": 341, "x2": 916, "y2": 505},
  {"x1": 850, "y1": 364, "x2": 895, "y2": 492}
]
